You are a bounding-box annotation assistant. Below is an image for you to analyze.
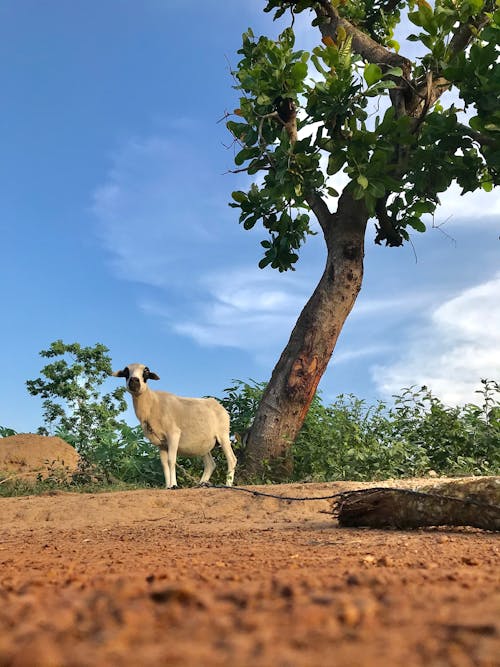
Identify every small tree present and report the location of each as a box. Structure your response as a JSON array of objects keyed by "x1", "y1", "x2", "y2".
[
  {"x1": 227, "y1": 0, "x2": 500, "y2": 477},
  {"x1": 26, "y1": 340, "x2": 127, "y2": 452}
]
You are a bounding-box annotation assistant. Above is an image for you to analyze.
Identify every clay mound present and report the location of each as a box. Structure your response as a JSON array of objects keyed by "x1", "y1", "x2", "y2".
[{"x1": 0, "y1": 433, "x2": 80, "y2": 483}]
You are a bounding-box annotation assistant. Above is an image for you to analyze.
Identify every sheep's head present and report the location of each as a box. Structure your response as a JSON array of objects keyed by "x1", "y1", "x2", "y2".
[{"x1": 112, "y1": 363, "x2": 160, "y2": 396}]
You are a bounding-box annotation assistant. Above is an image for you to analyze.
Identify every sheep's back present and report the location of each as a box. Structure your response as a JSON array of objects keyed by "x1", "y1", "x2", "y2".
[{"x1": 153, "y1": 393, "x2": 230, "y2": 453}]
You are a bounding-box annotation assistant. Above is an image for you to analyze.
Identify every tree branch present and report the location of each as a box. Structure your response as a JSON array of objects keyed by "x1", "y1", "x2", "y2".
[
  {"x1": 406, "y1": 5, "x2": 495, "y2": 117},
  {"x1": 305, "y1": 191, "x2": 332, "y2": 236},
  {"x1": 314, "y1": 0, "x2": 412, "y2": 78},
  {"x1": 313, "y1": 0, "x2": 493, "y2": 125},
  {"x1": 448, "y1": 6, "x2": 493, "y2": 56},
  {"x1": 314, "y1": 0, "x2": 412, "y2": 121},
  {"x1": 457, "y1": 124, "x2": 499, "y2": 149}
]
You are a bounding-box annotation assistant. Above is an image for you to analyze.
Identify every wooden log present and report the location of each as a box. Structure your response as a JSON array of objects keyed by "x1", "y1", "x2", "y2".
[{"x1": 333, "y1": 477, "x2": 500, "y2": 531}]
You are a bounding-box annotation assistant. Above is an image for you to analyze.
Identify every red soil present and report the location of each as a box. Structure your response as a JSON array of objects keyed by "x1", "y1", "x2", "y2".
[{"x1": 0, "y1": 482, "x2": 498, "y2": 667}]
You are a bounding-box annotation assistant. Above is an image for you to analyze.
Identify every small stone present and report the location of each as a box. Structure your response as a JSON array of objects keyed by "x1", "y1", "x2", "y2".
[
  {"x1": 338, "y1": 601, "x2": 361, "y2": 626},
  {"x1": 461, "y1": 556, "x2": 479, "y2": 566},
  {"x1": 377, "y1": 556, "x2": 394, "y2": 567}
]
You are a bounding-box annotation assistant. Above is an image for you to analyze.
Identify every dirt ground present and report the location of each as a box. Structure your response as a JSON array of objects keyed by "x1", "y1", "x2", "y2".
[{"x1": 0, "y1": 481, "x2": 499, "y2": 667}]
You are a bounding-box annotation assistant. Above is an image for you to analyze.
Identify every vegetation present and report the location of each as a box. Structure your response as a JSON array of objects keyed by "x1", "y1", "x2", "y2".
[
  {"x1": 26, "y1": 340, "x2": 127, "y2": 454},
  {"x1": 225, "y1": 0, "x2": 500, "y2": 476},
  {"x1": 222, "y1": 378, "x2": 500, "y2": 482},
  {"x1": 2, "y1": 376, "x2": 497, "y2": 495},
  {"x1": 1, "y1": 338, "x2": 498, "y2": 494}
]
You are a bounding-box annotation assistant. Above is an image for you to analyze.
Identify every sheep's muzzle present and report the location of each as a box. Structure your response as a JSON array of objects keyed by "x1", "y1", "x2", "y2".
[{"x1": 128, "y1": 377, "x2": 141, "y2": 393}]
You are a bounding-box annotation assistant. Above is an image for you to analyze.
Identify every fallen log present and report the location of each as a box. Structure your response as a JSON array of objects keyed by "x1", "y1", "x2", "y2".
[{"x1": 333, "y1": 477, "x2": 500, "y2": 531}]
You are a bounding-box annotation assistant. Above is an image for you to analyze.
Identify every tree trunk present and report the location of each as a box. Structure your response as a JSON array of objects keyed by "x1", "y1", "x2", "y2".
[{"x1": 242, "y1": 193, "x2": 368, "y2": 479}]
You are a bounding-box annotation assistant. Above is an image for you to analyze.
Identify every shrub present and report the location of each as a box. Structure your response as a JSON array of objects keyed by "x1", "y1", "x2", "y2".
[
  {"x1": 219, "y1": 378, "x2": 500, "y2": 483},
  {"x1": 26, "y1": 340, "x2": 127, "y2": 455}
]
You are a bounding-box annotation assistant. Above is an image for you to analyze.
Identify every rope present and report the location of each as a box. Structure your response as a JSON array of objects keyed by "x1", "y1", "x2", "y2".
[{"x1": 211, "y1": 484, "x2": 342, "y2": 501}]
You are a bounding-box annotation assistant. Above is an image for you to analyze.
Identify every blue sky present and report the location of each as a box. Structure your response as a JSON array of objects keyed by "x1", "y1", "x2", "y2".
[{"x1": 1, "y1": 1, "x2": 499, "y2": 433}]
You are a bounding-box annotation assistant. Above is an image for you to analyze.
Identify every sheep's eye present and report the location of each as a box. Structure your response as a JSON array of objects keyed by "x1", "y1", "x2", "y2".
[
  {"x1": 143, "y1": 368, "x2": 150, "y2": 380},
  {"x1": 123, "y1": 368, "x2": 130, "y2": 379}
]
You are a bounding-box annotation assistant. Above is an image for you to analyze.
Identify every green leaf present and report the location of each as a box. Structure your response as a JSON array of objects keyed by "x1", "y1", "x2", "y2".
[
  {"x1": 234, "y1": 146, "x2": 260, "y2": 166},
  {"x1": 291, "y1": 61, "x2": 308, "y2": 81},
  {"x1": 467, "y1": 0, "x2": 485, "y2": 13},
  {"x1": 327, "y1": 152, "x2": 346, "y2": 175},
  {"x1": 407, "y1": 217, "x2": 426, "y2": 232},
  {"x1": 357, "y1": 174, "x2": 369, "y2": 190},
  {"x1": 368, "y1": 181, "x2": 385, "y2": 198},
  {"x1": 232, "y1": 191, "x2": 247, "y2": 204},
  {"x1": 385, "y1": 66, "x2": 403, "y2": 78},
  {"x1": 243, "y1": 217, "x2": 257, "y2": 230},
  {"x1": 364, "y1": 63, "x2": 382, "y2": 86},
  {"x1": 352, "y1": 185, "x2": 366, "y2": 200},
  {"x1": 256, "y1": 93, "x2": 272, "y2": 105},
  {"x1": 412, "y1": 201, "x2": 435, "y2": 216}
]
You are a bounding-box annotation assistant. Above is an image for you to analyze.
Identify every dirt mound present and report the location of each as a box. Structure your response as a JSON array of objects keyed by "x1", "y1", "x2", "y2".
[{"x1": 0, "y1": 433, "x2": 79, "y2": 482}]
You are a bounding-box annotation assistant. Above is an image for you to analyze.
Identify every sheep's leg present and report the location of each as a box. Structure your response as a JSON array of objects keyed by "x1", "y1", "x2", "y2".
[
  {"x1": 199, "y1": 452, "x2": 216, "y2": 485},
  {"x1": 219, "y1": 435, "x2": 237, "y2": 486},
  {"x1": 166, "y1": 432, "x2": 180, "y2": 489},
  {"x1": 159, "y1": 448, "x2": 171, "y2": 489}
]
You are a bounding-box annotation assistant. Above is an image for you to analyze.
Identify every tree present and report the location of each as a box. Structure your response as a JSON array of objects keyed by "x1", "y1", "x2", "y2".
[
  {"x1": 26, "y1": 340, "x2": 127, "y2": 452},
  {"x1": 226, "y1": 0, "x2": 500, "y2": 477}
]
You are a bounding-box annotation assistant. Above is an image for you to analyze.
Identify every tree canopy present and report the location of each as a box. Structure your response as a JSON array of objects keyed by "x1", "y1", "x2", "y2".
[
  {"x1": 26, "y1": 340, "x2": 127, "y2": 450},
  {"x1": 227, "y1": 0, "x2": 499, "y2": 270}
]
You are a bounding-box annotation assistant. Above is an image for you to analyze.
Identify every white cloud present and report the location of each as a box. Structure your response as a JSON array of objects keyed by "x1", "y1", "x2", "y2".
[
  {"x1": 431, "y1": 184, "x2": 500, "y2": 226},
  {"x1": 91, "y1": 134, "x2": 230, "y2": 289},
  {"x1": 91, "y1": 129, "x2": 319, "y2": 360},
  {"x1": 334, "y1": 344, "x2": 391, "y2": 365},
  {"x1": 352, "y1": 292, "x2": 437, "y2": 318},
  {"x1": 373, "y1": 272, "x2": 500, "y2": 405},
  {"x1": 171, "y1": 267, "x2": 309, "y2": 351}
]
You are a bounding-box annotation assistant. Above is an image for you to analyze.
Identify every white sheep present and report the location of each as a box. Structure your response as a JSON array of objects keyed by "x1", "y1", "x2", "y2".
[{"x1": 112, "y1": 363, "x2": 236, "y2": 489}]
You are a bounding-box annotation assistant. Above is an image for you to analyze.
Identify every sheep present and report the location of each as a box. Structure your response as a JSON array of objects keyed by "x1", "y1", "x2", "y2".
[{"x1": 112, "y1": 363, "x2": 236, "y2": 489}]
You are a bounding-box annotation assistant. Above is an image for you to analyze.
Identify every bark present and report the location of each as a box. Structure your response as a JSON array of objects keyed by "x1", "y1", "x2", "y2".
[
  {"x1": 242, "y1": 192, "x2": 368, "y2": 478},
  {"x1": 333, "y1": 478, "x2": 500, "y2": 531}
]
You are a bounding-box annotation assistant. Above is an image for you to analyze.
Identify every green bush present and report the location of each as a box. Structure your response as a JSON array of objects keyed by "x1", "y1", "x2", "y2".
[
  {"x1": 218, "y1": 378, "x2": 500, "y2": 483},
  {"x1": 389, "y1": 380, "x2": 500, "y2": 476},
  {"x1": 292, "y1": 393, "x2": 431, "y2": 481}
]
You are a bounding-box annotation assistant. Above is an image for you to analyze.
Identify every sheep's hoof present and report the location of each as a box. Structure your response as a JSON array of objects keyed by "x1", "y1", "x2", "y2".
[
  {"x1": 167, "y1": 485, "x2": 179, "y2": 490},
  {"x1": 198, "y1": 482, "x2": 211, "y2": 488}
]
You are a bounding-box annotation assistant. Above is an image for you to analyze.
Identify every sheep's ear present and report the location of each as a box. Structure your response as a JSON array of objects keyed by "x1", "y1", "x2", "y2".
[
  {"x1": 112, "y1": 369, "x2": 127, "y2": 377},
  {"x1": 149, "y1": 372, "x2": 160, "y2": 381}
]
